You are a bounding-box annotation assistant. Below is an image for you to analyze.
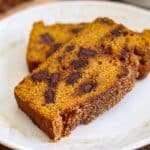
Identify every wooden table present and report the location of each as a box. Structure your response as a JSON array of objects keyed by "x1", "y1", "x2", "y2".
[
  {"x1": 0, "y1": 0, "x2": 53, "y2": 19},
  {"x1": 0, "y1": 0, "x2": 149, "y2": 149}
]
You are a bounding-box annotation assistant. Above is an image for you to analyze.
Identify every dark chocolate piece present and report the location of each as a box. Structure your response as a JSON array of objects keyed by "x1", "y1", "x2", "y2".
[
  {"x1": 71, "y1": 59, "x2": 88, "y2": 69},
  {"x1": 111, "y1": 26, "x2": 127, "y2": 37},
  {"x1": 48, "y1": 73, "x2": 61, "y2": 87},
  {"x1": 44, "y1": 89, "x2": 55, "y2": 104},
  {"x1": 66, "y1": 72, "x2": 81, "y2": 85},
  {"x1": 79, "y1": 47, "x2": 96, "y2": 58},
  {"x1": 65, "y1": 45, "x2": 75, "y2": 52},
  {"x1": 71, "y1": 28, "x2": 82, "y2": 34},
  {"x1": 79, "y1": 81, "x2": 97, "y2": 94},
  {"x1": 46, "y1": 43, "x2": 62, "y2": 58},
  {"x1": 31, "y1": 70, "x2": 50, "y2": 82},
  {"x1": 40, "y1": 33, "x2": 54, "y2": 43}
]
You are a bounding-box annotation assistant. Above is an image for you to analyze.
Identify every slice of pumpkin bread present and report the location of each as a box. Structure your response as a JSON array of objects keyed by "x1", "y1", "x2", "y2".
[
  {"x1": 26, "y1": 21, "x2": 150, "y2": 80},
  {"x1": 26, "y1": 22, "x2": 87, "y2": 72},
  {"x1": 15, "y1": 18, "x2": 139, "y2": 140}
]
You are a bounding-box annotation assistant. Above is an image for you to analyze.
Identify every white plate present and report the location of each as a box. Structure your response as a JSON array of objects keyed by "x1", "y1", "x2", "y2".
[{"x1": 0, "y1": 1, "x2": 150, "y2": 150}]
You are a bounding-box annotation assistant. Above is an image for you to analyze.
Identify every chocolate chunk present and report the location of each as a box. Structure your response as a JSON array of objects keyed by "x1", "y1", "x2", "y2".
[
  {"x1": 66, "y1": 72, "x2": 81, "y2": 85},
  {"x1": 53, "y1": 43, "x2": 62, "y2": 51},
  {"x1": 44, "y1": 89, "x2": 55, "y2": 104},
  {"x1": 65, "y1": 45, "x2": 75, "y2": 52},
  {"x1": 40, "y1": 33, "x2": 54, "y2": 43},
  {"x1": 46, "y1": 43, "x2": 62, "y2": 58},
  {"x1": 71, "y1": 28, "x2": 82, "y2": 34},
  {"x1": 79, "y1": 47, "x2": 96, "y2": 58},
  {"x1": 111, "y1": 26, "x2": 126, "y2": 37},
  {"x1": 71, "y1": 59, "x2": 88, "y2": 69},
  {"x1": 31, "y1": 70, "x2": 50, "y2": 82},
  {"x1": 48, "y1": 73, "x2": 61, "y2": 87},
  {"x1": 31, "y1": 71, "x2": 61, "y2": 87},
  {"x1": 79, "y1": 81, "x2": 97, "y2": 94}
]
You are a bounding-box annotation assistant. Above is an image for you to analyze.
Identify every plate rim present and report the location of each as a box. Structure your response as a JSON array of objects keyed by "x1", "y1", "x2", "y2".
[
  {"x1": 0, "y1": 1, "x2": 150, "y2": 149},
  {"x1": 0, "y1": 0, "x2": 150, "y2": 24}
]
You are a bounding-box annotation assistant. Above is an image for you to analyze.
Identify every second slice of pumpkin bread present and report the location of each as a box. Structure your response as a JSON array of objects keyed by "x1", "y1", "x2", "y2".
[
  {"x1": 15, "y1": 18, "x2": 139, "y2": 140},
  {"x1": 26, "y1": 21, "x2": 150, "y2": 80}
]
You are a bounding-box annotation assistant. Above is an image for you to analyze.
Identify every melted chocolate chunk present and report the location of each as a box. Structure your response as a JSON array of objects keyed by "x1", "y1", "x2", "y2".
[
  {"x1": 48, "y1": 73, "x2": 61, "y2": 87},
  {"x1": 79, "y1": 81, "x2": 97, "y2": 94},
  {"x1": 111, "y1": 26, "x2": 126, "y2": 37},
  {"x1": 46, "y1": 43, "x2": 62, "y2": 58},
  {"x1": 79, "y1": 47, "x2": 96, "y2": 58},
  {"x1": 53, "y1": 43, "x2": 62, "y2": 51},
  {"x1": 71, "y1": 28, "x2": 82, "y2": 34},
  {"x1": 31, "y1": 70, "x2": 50, "y2": 82},
  {"x1": 40, "y1": 33, "x2": 54, "y2": 43},
  {"x1": 44, "y1": 89, "x2": 55, "y2": 104},
  {"x1": 66, "y1": 72, "x2": 81, "y2": 85},
  {"x1": 65, "y1": 45, "x2": 75, "y2": 52},
  {"x1": 71, "y1": 59, "x2": 88, "y2": 69}
]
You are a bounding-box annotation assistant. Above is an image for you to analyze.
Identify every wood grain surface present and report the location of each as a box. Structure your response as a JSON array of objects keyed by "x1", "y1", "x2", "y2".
[
  {"x1": 0, "y1": 0, "x2": 54, "y2": 19},
  {"x1": 0, "y1": 0, "x2": 149, "y2": 149}
]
